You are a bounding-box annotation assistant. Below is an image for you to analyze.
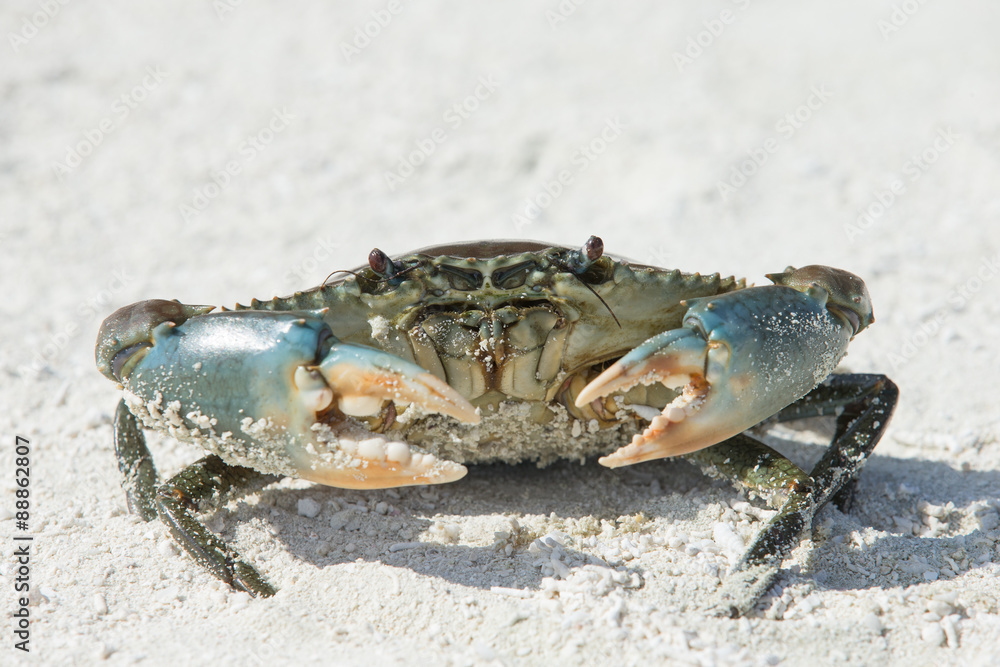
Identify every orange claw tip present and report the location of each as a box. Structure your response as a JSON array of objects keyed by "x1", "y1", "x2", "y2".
[
  {"x1": 296, "y1": 458, "x2": 469, "y2": 489},
  {"x1": 598, "y1": 434, "x2": 682, "y2": 468},
  {"x1": 598, "y1": 428, "x2": 716, "y2": 468},
  {"x1": 574, "y1": 363, "x2": 627, "y2": 407},
  {"x1": 599, "y1": 373, "x2": 717, "y2": 467},
  {"x1": 575, "y1": 329, "x2": 707, "y2": 408},
  {"x1": 413, "y1": 372, "x2": 481, "y2": 424},
  {"x1": 599, "y1": 441, "x2": 670, "y2": 468},
  {"x1": 317, "y1": 343, "x2": 479, "y2": 425},
  {"x1": 291, "y1": 433, "x2": 469, "y2": 489}
]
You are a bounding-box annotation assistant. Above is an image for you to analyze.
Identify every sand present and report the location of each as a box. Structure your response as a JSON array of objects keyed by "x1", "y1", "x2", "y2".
[{"x1": 2, "y1": 1, "x2": 999, "y2": 665}]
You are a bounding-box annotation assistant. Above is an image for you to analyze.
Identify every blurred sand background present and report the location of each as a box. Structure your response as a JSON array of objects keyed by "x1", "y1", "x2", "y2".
[{"x1": 2, "y1": 1, "x2": 999, "y2": 664}]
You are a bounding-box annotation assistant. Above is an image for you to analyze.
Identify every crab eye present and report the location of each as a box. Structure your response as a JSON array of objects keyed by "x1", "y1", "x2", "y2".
[
  {"x1": 492, "y1": 261, "x2": 535, "y2": 290},
  {"x1": 584, "y1": 236, "x2": 603, "y2": 261},
  {"x1": 440, "y1": 265, "x2": 483, "y2": 291},
  {"x1": 110, "y1": 342, "x2": 152, "y2": 383},
  {"x1": 368, "y1": 248, "x2": 395, "y2": 279}
]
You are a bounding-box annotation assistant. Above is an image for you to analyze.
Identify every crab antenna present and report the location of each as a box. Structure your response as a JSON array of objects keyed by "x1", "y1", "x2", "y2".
[
  {"x1": 385, "y1": 262, "x2": 420, "y2": 284},
  {"x1": 580, "y1": 278, "x2": 621, "y2": 328},
  {"x1": 322, "y1": 269, "x2": 360, "y2": 286}
]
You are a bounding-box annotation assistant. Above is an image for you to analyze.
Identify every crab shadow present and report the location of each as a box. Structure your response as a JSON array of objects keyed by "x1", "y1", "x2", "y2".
[
  {"x1": 247, "y1": 456, "x2": 708, "y2": 594},
  {"x1": 797, "y1": 449, "x2": 1000, "y2": 595},
  {"x1": 726, "y1": 429, "x2": 1000, "y2": 596},
  {"x1": 232, "y1": 426, "x2": 1000, "y2": 598}
]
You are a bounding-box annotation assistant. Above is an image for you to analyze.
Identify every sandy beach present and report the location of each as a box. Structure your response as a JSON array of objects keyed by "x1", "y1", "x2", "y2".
[{"x1": 2, "y1": 1, "x2": 999, "y2": 664}]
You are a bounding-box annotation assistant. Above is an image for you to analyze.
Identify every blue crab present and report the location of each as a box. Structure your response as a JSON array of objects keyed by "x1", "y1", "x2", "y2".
[{"x1": 95, "y1": 237, "x2": 897, "y2": 615}]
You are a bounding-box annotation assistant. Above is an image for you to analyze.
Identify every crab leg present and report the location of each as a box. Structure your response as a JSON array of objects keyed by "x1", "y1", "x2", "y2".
[
  {"x1": 113, "y1": 398, "x2": 279, "y2": 597},
  {"x1": 155, "y1": 455, "x2": 278, "y2": 597},
  {"x1": 106, "y1": 308, "x2": 280, "y2": 595},
  {"x1": 708, "y1": 373, "x2": 898, "y2": 616},
  {"x1": 576, "y1": 277, "x2": 858, "y2": 466},
  {"x1": 113, "y1": 399, "x2": 159, "y2": 522}
]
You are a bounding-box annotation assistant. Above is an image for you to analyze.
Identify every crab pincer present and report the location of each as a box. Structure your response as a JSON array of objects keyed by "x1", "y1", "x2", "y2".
[
  {"x1": 101, "y1": 301, "x2": 479, "y2": 493},
  {"x1": 303, "y1": 338, "x2": 480, "y2": 488},
  {"x1": 575, "y1": 266, "x2": 873, "y2": 466}
]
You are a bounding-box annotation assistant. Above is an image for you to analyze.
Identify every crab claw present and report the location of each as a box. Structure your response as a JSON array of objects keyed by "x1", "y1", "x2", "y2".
[
  {"x1": 105, "y1": 305, "x2": 477, "y2": 490},
  {"x1": 317, "y1": 344, "x2": 479, "y2": 425},
  {"x1": 96, "y1": 299, "x2": 214, "y2": 384},
  {"x1": 577, "y1": 268, "x2": 867, "y2": 467},
  {"x1": 296, "y1": 341, "x2": 480, "y2": 489}
]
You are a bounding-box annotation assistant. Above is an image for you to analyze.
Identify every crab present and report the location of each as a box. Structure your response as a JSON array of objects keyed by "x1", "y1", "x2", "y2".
[{"x1": 95, "y1": 236, "x2": 897, "y2": 615}]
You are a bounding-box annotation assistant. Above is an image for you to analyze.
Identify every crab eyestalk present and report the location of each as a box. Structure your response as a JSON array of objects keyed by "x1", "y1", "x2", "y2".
[
  {"x1": 562, "y1": 235, "x2": 604, "y2": 274},
  {"x1": 576, "y1": 266, "x2": 870, "y2": 466},
  {"x1": 101, "y1": 303, "x2": 479, "y2": 490}
]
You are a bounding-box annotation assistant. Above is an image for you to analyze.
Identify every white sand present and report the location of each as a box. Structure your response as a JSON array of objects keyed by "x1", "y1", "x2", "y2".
[{"x1": 3, "y1": 1, "x2": 999, "y2": 664}]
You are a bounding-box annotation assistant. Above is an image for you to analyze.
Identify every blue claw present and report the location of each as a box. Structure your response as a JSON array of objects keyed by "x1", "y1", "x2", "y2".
[
  {"x1": 105, "y1": 304, "x2": 476, "y2": 489},
  {"x1": 577, "y1": 269, "x2": 864, "y2": 466}
]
